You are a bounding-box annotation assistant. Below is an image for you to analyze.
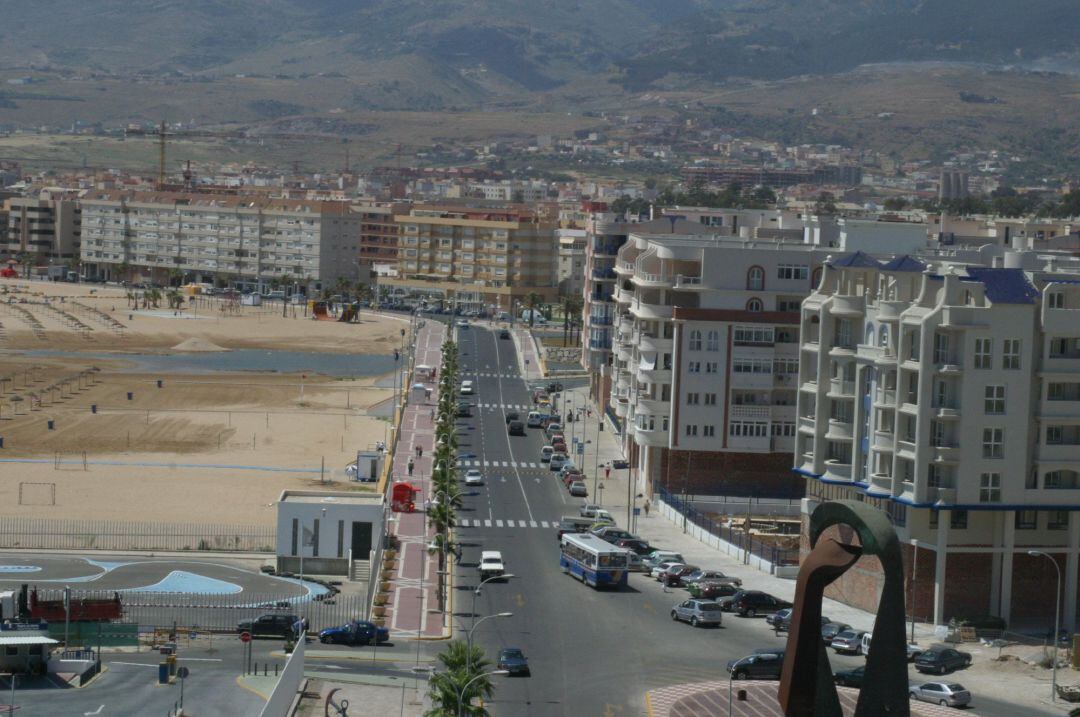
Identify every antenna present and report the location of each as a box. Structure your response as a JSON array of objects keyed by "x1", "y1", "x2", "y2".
[{"x1": 158, "y1": 119, "x2": 167, "y2": 187}]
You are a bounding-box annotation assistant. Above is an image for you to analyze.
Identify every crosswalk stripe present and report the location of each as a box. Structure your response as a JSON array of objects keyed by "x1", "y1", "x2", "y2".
[
  {"x1": 518, "y1": 520, "x2": 527, "y2": 528},
  {"x1": 529, "y1": 462, "x2": 537, "y2": 468},
  {"x1": 482, "y1": 460, "x2": 489, "y2": 467},
  {"x1": 484, "y1": 519, "x2": 492, "y2": 528},
  {"x1": 529, "y1": 520, "x2": 537, "y2": 528},
  {"x1": 495, "y1": 519, "x2": 504, "y2": 528}
]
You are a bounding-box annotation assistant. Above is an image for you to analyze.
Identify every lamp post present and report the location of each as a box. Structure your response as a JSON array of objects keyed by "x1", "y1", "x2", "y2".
[
  {"x1": 471, "y1": 574, "x2": 515, "y2": 630},
  {"x1": 1028, "y1": 550, "x2": 1062, "y2": 702},
  {"x1": 466, "y1": 612, "x2": 512, "y2": 675},
  {"x1": 457, "y1": 670, "x2": 508, "y2": 717}
]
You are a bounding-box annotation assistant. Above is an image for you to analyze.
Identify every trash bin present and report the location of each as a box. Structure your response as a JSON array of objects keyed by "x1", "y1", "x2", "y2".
[
  {"x1": 91, "y1": 404, "x2": 97, "y2": 414},
  {"x1": 158, "y1": 661, "x2": 169, "y2": 684},
  {"x1": 156, "y1": 379, "x2": 163, "y2": 388},
  {"x1": 47, "y1": 420, "x2": 54, "y2": 430},
  {"x1": 126, "y1": 392, "x2": 133, "y2": 401}
]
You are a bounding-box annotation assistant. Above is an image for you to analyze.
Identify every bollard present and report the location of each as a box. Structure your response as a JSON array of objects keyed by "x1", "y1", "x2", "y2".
[
  {"x1": 0, "y1": 437, "x2": 4, "y2": 449},
  {"x1": 158, "y1": 661, "x2": 169, "y2": 684},
  {"x1": 737, "y1": 689, "x2": 747, "y2": 701},
  {"x1": 156, "y1": 379, "x2": 163, "y2": 388},
  {"x1": 127, "y1": 392, "x2": 133, "y2": 401},
  {"x1": 47, "y1": 420, "x2": 55, "y2": 430},
  {"x1": 91, "y1": 404, "x2": 97, "y2": 414}
]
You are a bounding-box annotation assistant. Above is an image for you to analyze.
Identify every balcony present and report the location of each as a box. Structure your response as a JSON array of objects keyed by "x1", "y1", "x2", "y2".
[
  {"x1": 827, "y1": 379, "x2": 856, "y2": 398},
  {"x1": 896, "y1": 440, "x2": 916, "y2": 458},
  {"x1": 934, "y1": 361, "x2": 963, "y2": 375},
  {"x1": 873, "y1": 430, "x2": 895, "y2": 451},
  {"x1": 730, "y1": 405, "x2": 771, "y2": 420},
  {"x1": 632, "y1": 425, "x2": 669, "y2": 447},
  {"x1": 874, "y1": 389, "x2": 897, "y2": 407},
  {"x1": 639, "y1": 333, "x2": 673, "y2": 353},
  {"x1": 674, "y1": 274, "x2": 703, "y2": 289},
  {"x1": 591, "y1": 267, "x2": 617, "y2": 281},
  {"x1": 930, "y1": 443, "x2": 960, "y2": 463},
  {"x1": 829, "y1": 295, "x2": 865, "y2": 317},
  {"x1": 798, "y1": 416, "x2": 816, "y2": 434},
  {"x1": 1038, "y1": 444, "x2": 1080, "y2": 463},
  {"x1": 825, "y1": 419, "x2": 854, "y2": 440},
  {"x1": 823, "y1": 460, "x2": 852, "y2": 482},
  {"x1": 731, "y1": 371, "x2": 775, "y2": 390},
  {"x1": 636, "y1": 397, "x2": 669, "y2": 416},
  {"x1": 615, "y1": 260, "x2": 635, "y2": 275},
  {"x1": 632, "y1": 272, "x2": 672, "y2": 288},
  {"x1": 829, "y1": 343, "x2": 857, "y2": 358},
  {"x1": 868, "y1": 473, "x2": 893, "y2": 496},
  {"x1": 934, "y1": 406, "x2": 961, "y2": 420},
  {"x1": 630, "y1": 298, "x2": 673, "y2": 321},
  {"x1": 774, "y1": 373, "x2": 798, "y2": 387},
  {"x1": 613, "y1": 397, "x2": 629, "y2": 418},
  {"x1": 875, "y1": 300, "x2": 905, "y2": 321}
]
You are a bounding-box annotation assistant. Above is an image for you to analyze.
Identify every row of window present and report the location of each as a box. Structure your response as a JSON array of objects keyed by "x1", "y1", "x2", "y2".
[
  {"x1": 971, "y1": 337, "x2": 1022, "y2": 369},
  {"x1": 685, "y1": 392, "x2": 718, "y2": 406},
  {"x1": 687, "y1": 330, "x2": 721, "y2": 351},
  {"x1": 680, "y1": 421, "x2": 797, "y2": 439},
  {"x1": 931, "y1": 509, "x2": 1070, "y2": 531}
]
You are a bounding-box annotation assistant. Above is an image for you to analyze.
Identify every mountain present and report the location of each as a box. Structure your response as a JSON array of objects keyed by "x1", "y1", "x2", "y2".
[{"x1": 2, "y1": 1, "x2": 1075, "y2": 96}]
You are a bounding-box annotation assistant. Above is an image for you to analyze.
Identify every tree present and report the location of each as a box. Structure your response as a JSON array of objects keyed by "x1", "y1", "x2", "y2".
[
  {"x1": 168, "y1": 268, "x2": 184, "y2": 287},
  {"x1": 117, "y1": 262, "x2": 131, "y2": 284},
  {"x1": 525, "y1": 293, "x2": 542, "y2": 328},
  {"x1": 425, "y1": 641, "x2": 495, "y2": 717},
  {"x1": 814, "y1": 192, "x2": 838, "y2": 216},
  {"x1": 562, "y1": 295, "x2": 583, "y2": 347},
  {"x1": 17, "y1": 253, "x2": 34, "y2": 279},
  {"x1": 883, "y1": 197, "x2": 908, "y2": 211}
]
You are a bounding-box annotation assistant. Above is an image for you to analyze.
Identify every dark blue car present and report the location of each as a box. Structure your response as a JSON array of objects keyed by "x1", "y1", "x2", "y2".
[
  {"x1": 318, "y1": 620, "x2": 390, "y2": 646},
  {"x1": 497, "y1": 647, "x2": 530, "y2": 676}
]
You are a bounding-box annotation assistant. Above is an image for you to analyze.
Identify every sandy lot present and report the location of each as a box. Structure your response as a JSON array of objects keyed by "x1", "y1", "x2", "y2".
[{"x1": 0, "y1": 278, "x2": 408, "y2": 525}]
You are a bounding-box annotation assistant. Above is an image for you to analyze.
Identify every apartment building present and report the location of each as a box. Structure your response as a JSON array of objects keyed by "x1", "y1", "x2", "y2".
[
  {"x1": 609, "y1": 219, "x2": 929, "y2": 502},
  {"x1": 2, "y1": 193, "x2": 81, "y2": 261},
  {"x1": 79, "y1": 190, "x2": 362, "y2": 289},
  {"x1": 795, "y1": 253, "x2": 1080, "y2": 629},
  {"x1": 556, "y1": 228, "x2": 586, "y2": 297},
  {"x1": 351, "y1": 200, "x2": 404, "y2": 282},
  {"x1": 384, "y1": 205, "x2": 558, "y2": 312}
]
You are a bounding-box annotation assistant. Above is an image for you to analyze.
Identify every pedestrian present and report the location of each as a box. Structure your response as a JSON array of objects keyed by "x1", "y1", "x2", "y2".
[
  {"x1": 407, "y1": 458, "x2": 414, "y2": 476},
  {"x1": 662, "y1": 571, "x2": 670, "y2": 593},
  {"x1": 430, "y1": 408, "x2": 435, "y2": 420},
  {"x1": 424, "y1": 498, "x2": 431, "y2": 513},
  {"x1": 454, "y1": 544, "x2": 462, "y2": 565},
  {"x1": 644, "y1": 499, "x2": 651, "y2": 518},
  {"x1": 417, "y1": 445, "x2": 423, "y2": 458}
]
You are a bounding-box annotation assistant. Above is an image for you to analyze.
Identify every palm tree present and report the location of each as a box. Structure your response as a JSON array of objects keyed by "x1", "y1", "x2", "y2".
[
  {"x1": 525, "y1": 293, "x2": 542, "y2": 328},
  {"x1": 17, "y1": 253, "x2": 34, "y2": 279},
  {"x1": 561, "y1": 295, "x2": 583, "y2": 346}
]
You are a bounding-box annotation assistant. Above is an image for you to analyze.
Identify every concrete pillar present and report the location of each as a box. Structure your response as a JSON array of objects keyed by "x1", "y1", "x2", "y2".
[
  {"x1": 1065, "y1": 514, "x2": 1080, "y2": 633},
  {"x1": 989, "y1": 512, "x2": 1003, "y2": 617},
  {"x1": 933, "y1": 510, "x2": 950, "y2": 626},
  {"x1": 1000, "y1": 510, "x2": 1016, "y2": 626}
]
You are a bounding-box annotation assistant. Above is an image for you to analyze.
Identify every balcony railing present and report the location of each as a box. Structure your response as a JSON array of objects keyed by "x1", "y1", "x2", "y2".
[
  {"x1": 591, "y1": 267, "x2": 617, "y2": 280},
  {"x1": 674, "y1": 274, "x2": 702, "y2": 288}
]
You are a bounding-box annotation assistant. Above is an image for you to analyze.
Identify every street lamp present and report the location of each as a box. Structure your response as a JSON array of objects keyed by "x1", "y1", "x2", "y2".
[
  {"x1": 471, "y1": 574, "x2": 515, "y2": 630},
  {"x1": 1028, "y1": 550, "x2": 1062, "y2": 702},
  {"x1": 457, "y1": 670, "x2": 509, "y2": 717},
  {"x1": 467, "y1": 612, "x2": 512, "y2": 675}
]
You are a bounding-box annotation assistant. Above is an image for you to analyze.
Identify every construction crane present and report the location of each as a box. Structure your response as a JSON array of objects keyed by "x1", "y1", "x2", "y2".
[{"x1": 124, "y1": 121, "x2": 352, "y2": 187}]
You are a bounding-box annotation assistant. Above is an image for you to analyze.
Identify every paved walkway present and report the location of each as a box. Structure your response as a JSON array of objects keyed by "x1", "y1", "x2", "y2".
[
  {"x1": 511, "y1": 326, "x2": 544, "y2": 381},
  {"x1": 384, "y1": 319, "x2": 448, "y2": 640}
]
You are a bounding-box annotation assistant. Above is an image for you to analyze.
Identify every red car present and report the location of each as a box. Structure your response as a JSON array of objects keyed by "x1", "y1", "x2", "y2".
[
  {"x1": 551, "y1": 441, "x2": 567, "y2": 454},
  {"x1": 562, "y1": 471, "x2": 584, "y2": 487},
  {"x1": 662, "y1": 565, "x2": 701, "y2": 588}
]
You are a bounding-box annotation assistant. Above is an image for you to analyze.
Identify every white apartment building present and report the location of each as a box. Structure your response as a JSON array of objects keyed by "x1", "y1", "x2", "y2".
[
  {"x1": 556, "y1": 228, "x2": 586, "y2": 297},
  {"x1": 795, "y1": 253, "x2": 1080, "y2": 629},
  {"x1": 79, "y1": 190, "x2": 363, "y2": 289}
]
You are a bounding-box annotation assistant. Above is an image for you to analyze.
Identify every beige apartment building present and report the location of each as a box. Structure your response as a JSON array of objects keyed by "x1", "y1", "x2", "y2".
[
  {"x1": 384, "y1": 205, "x2": 558, "y2": 312},
  {"x1": 79, "y1": 190, "x2": 364, "y2": 290},
  {"x1": 2, "y1": 192, "x2": 82, "y2": 262}
]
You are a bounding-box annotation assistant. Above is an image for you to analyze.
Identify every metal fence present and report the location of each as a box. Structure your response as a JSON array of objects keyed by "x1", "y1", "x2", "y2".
[
  {"x1": 35, "y1": 588, "x2": 367, "y2": 634},
  {"x1": 0, "y1": 517, "x2": 275, "y2": 552},
  {"x1": 658, "y1": 486, "x2": 800, "y2": 567}
]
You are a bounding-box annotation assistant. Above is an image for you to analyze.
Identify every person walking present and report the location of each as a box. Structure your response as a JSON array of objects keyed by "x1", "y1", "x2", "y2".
[
  {"x1": 643, "y1": 499, "x2": 651, "y2": 518},
  {"x1": 407, "y1": 458, "x2": 414, "y2": 476}
]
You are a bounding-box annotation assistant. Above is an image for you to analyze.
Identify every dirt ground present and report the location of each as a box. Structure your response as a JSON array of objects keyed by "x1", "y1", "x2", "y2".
[{"x1": 0, "y1": 278, "x2": 408, "y2": 525}]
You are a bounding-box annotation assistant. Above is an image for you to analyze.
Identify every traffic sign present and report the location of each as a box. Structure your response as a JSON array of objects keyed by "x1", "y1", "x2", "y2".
[
  {"x1": 239, "y1": 631, "x2": 251, "y2": 643},
  {"x1": 176, "y1": 666, "x2": 190, "y2": 679}
]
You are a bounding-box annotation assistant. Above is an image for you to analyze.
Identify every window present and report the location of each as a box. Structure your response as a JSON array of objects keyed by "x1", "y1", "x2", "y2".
[
  {"x1": 1048, "y1": 292, "x2": 1064, "y2": 309},
  {"x1": 685, "y1": 424, "x2": 698, "y2": 437},
  {"x1": 984, "y1": 385, "x2": 1005, "y2": 414},
  {"x1": 777, "y1": 298, "x2": 801, "y2": 312},
  {"x1": 705, "y1": 362, "x2": 718, "y2": 374},
  {"x1": 733, "y1": 358, "x2": 772, "y2": 374},
  {"x1": 687, "y1": 361, "x2": 701, "y2": 373},
  {"x1": 979, "y1": 473, "x2": 1001, "y2": 503},
  {"x1": 1048, "y1": 511, "x2": 1069, "y2": 530},
  {"x1": 734, "y1": 326, "x2": 773, "y2": 345},
  {"x1": 1047, "y1": 426, "x2": 1064, "y2": 444},
  {"x1": 1015, "y1": 510, "x2": 1037, "y2": 530},
  {"x1": 686, "y1": 392, "x2": 699, "y2": 405},
  {"x1": 974, "y1": 338, "x2": 992, "y2": 369},
  {"x1": 950, "y1": 510, "x2": 968, "y2": 530},
  {"x1": 729, "y1": 421, "x2": 769, "y2": 437},
  {"x1": 688, "y1": 330, "x2": 702, "y2": 351},
  {"x1": 777, "y1": 264, "x2": 809, "y2": 280},
  {"x1": 1002, "y1": 339, "x2": 1021, "y2": 369},
  {"x1": 1045, "y1": 470, "x2": 1079, "y2": 489},
  {"x1": 771, "y1": 422, "x2": 796, "y2": 437},
  {"x1": 706, "y1": 330, "x2": 720, "y2": 351},
  {"x1": 746, "y1": 298, "x2": 763, "y2": 312},
  {"x1": 747, "y1": 266, "x2": 765, "y2": 290},
  {"x1": 982, "y1": 428, "x2": 1003, "y2": 458},
  {"x1": 704, "y1": 393, "x2": 717, "y2": 406},
  {"x1": 703, "y1": 425, "x2": 715, "y2": 437}
]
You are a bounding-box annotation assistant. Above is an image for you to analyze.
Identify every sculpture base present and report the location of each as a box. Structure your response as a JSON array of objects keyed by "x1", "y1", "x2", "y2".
[{"x1": 646, "y1": 681, "x2": 977, "y2": 717}]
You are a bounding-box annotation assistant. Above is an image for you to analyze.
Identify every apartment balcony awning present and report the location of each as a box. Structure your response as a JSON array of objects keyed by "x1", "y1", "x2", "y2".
[{"x1": 639, "y1": 352, "x2": 657, "y2": 370}]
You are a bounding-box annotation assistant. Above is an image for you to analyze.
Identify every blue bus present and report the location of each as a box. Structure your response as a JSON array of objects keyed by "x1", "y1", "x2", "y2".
[{"x1": 559, "y1": 532, "x2": 630, "y2": 589}]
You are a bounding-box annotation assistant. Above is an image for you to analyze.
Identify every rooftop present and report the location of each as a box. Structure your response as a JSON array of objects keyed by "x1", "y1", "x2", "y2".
[{"x1": 278, "y1": 490, "x2": 382, "y2": 506}]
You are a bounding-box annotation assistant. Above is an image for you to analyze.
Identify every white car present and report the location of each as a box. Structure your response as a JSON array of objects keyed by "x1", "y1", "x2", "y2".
[
  {"x1": 460, "y1": 380, "x2": 474, "y2": 395},
  {"x1": 650, "y1": 561, "x2": 684, "y2": 580},
  {"x1": 464, "y1": 469, "x2": 483, "y2": 486},
  {"x1": 456, "y1": 320, "x2": 469, "y2": 328},
  {"x1": 479, "y1": 551, "x2": 505, "y2": 580}
]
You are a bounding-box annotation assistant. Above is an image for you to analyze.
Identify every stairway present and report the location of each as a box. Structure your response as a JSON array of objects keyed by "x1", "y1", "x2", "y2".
[{"x1": 351, "y1": 559, "x2": 371, "y2": 583}]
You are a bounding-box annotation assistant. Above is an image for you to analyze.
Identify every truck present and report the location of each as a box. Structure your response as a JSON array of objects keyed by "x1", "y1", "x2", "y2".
[{"x1": 25, "y1": 585, "x2": 122, "y2": 622}]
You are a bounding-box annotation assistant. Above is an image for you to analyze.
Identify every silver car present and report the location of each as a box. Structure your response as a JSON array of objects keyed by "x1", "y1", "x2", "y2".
[
  {"x1": 670, "y1": 599, "x2": 723, "y2": 628},
  {"x1": 908, "y1": 682, "x2": 971, "y2": 708},
  {"x1": 830, "y1": 629, "x2": 867, "y2": 654}
]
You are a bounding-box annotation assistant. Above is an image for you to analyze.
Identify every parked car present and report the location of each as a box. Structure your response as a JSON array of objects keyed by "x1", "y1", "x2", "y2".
[
  {"x1": 568, "y1": 481, "x2": 588, "y2": 497},
  {"x1": 591, "y1": 526, "x2": 635, "y2": 542},
  {"x1": 671, "y1": 599, "x2": 724, "y2": 628},
  {"x1": 499, "y1": 329, "x2": 511, "y2": 339},
  {"x1": 460, "y1": 380, "x2": 474, "y2": 395},
  {"x1": 661, "y1": 564, "x2": 702, "y2": 588},
  {"x1": 548, "y1": 433, "x2": 564, "y2": 446},
  {"x1": 551, "y1": 441, "x2": 567, "y2": 455},
  {"x1": 560, "y1": 469, "x2": 584, "y2": 484},
  {"x1": 496, "y1": 647, "x2": 530, "y2": 676},
  {"x1": 614, "y1": 538, "x2": 652, "y2": 555},
  {"x1": 627, "y1": 552, "x2": 646, "y2": 572},
  {"x1": 558, "y1": 461, "x2": 579, "y2": 477},
  {"x1": 821, "y1": 622, "x2": 851, "y2": 644},
  {"x1": 464, "y1": 469, "x2": 484, "y2": 486},
  {"x1": 545, "y1": 423, "x2": 563, "y2": 438},
  {"x1": 456, "y1": 402, "x2": 473, "y2": 417},
  {"x1": 318, "y1": 620, "x2": 389, "y2": 646},
  {"x1": 237, "y1": 613, "x2": 299, "y2": 638},
  {"x1": 726, "y1": 651, "x2": 785, "y2": 680},
  {"x1": 557, "y1": 517, "x2": 594, "y2": 538},
  {"x1": 914, "y1": 645, "x2": 972, "y2": 675},
  {"x1": 768, "y1": 611, "x2": 832, "y2": 632},
  {"x1": 830, "y1": 629, "x2": 868, "y2": 654},
  {"x1": 611, "y1": 459, "x2": 630, "y2": 470},
  {"x1": 682, "y1": 569, "x2": 742, "y2": 587},
  {"x1": 527, "y1": 411, "x2": 544, "y2": 428},
  {"x1": 833, "y1": 665, "x2": 864, "y2": 688},
  {"x1": 508, "y1": 420, "x2": 525, "y2": 436},
  {"x1": 909, "y1": 682, "x2": 971, "y2": 707},
  {"x1": 549, "y1": 453, "x2": 567, "y2": 471},
  {"x1": 730, "y1": 591, "x2": 792, "y2": 617},
  {"x1": 579, "y1": 504, "x2": 603, "y2": 519},
  {"x1": 650, "y1": 561, "x2": 684, "y2": 580},
  {"x1": 643, "y1": 551, "x2": 684, "y2": 571},
  {"x1": 540, "y1": 446, "x2": 554, "y2": 462},
  {"x1": 545, "y1": 382, "x2": 564, "y2": 393},
  {"x1": 505, "y1": 411, "x2": 520, "y2": 424},
  {"x1": 688, "y1": 581, "x2": 740, "y2": 601}
]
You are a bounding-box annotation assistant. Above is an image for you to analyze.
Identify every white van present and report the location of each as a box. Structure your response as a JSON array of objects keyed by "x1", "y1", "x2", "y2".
[
  {"x1": 460, "y1": 380, "x2": 474, "y2": 395},
  {"x1": 540, "y1": 445, "x2": 554, "y2": 462},
  {"x1": 526, "y1": 411, "x2": 544, "y2": 428}
]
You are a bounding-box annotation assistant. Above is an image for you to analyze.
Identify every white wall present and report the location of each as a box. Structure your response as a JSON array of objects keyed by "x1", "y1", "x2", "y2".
[{"x1": 258, "y1": 630, "x2": 306, "y2": 717}]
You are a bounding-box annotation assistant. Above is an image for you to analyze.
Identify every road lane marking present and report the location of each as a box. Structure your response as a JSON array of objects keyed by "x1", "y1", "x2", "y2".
[
  {"x1": 484, "y1": 519, "x2": 492, "y2": 528},
  {"x1": 110, "y1": 661, "x2": 157, "y2": 668},
  {"x1": 84, "y1": 707, "x2": 105, "y2": 716},
  {"x1": 496, "y1": 519, "x2": 504, "y2": 527},
  {"x1": 482, "y1": 460, "x2": 489, "y2": 467},
  {"x1": 540, "y1": 520, "x2": 549, "y2": 528},
  {"x1": 529, "y1": 520, "x2": 537, "y2": 528},
  {"x1": 518, "y1": 520, "x2": 528, "y2": 527},
  {"x1": 491, "y1": 328, "x2": 536, "y2": 522}
]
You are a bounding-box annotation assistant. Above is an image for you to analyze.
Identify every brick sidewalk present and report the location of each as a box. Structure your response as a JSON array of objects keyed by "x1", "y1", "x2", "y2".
[{"x1": 384, "y1": 319, "x2": 449, "y2": 640}]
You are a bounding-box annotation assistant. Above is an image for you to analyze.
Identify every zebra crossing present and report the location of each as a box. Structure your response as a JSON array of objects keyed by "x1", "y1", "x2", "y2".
[
  {"x1": 458, "y1": 459, "x2": 542, "y2": 469},
  {"x1": 458, "y1": 518, "x2": 558, "y2": 529},
  {"x1": 472, "y1": 402, "x2": 532, "y2": 411},
  {"x1": 470, "y1": 372, "x2": 519, "y2": 379}
]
